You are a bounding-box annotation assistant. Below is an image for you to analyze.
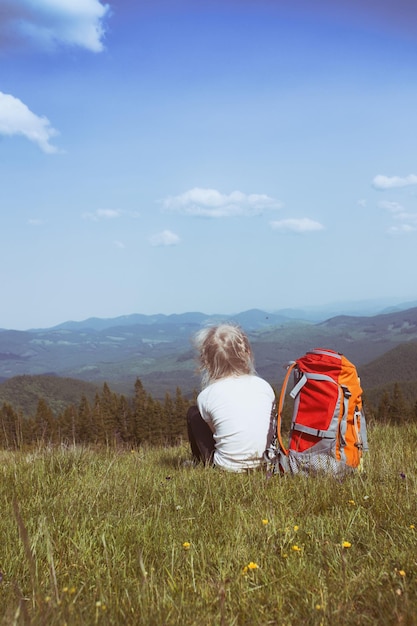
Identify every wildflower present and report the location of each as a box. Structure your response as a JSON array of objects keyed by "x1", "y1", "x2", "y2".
[
  {"x1": 291, "y1": 545, "x2": 301, "y2": 552},
  {"x1": 410, "y1": 524, "x2": 415, "y2": 530},
  {"x1": 293, "y1": 525, "x2": 299, "y2": 532},
  {"x1": 398, "y1": 570, "x2": 406, "y2": 577},
  {"x1": 182, "y1": 541, "x2": 191, "y2": 550},
  {"x1": 315, "y1": 604, "x2": 322, "y2": 610},
  {"x1": 396, "y1": 588, "x2": 402, "y2": 596},
  {"x1": 69, "y1": 587, "x2": 76, "y2": 594},
  {"x1": 242, "y1": 561, "x2": 259, "y2": 574},
  {"x1": 348, "y1": 499, "x2": 355, "y2": 505},
  {"x1": 282, "y1": 553, "x2": 288, "y2": 558},
  {"x1": 62, "y1": 587, "x2": 68, "y2": 593},
  {"x1": 400, "y1": 473, "x2": 406, "y2": 479},
  {"x1": 342, "y1": 541, "x2": 352, "y2": 549},
  {"x1": 262, "y1": 519, "x2": 269, "y2": 525},
  {"x1": 96, "y1": 601, "x2": 102, "y2": 607},
  {"x1": 45, "y1": 596, "x2": 51, "y2": 603}
]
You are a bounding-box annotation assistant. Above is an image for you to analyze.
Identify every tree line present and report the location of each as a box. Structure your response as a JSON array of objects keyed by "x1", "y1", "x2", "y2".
[
  {"x1": 1, "y1": 378, "x2": 416, "y2": 451},
  {"x1": 0, "y1": 379, "x2": 194, "y2": 450},
  {"x1": 370, "y1": 382, "x2": 417, "y2": 424}
]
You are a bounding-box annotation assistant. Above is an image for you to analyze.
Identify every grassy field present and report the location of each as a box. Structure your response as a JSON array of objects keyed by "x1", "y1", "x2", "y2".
[{"x1": 1, "y1": 425, "x2": 417, "y2": 625}]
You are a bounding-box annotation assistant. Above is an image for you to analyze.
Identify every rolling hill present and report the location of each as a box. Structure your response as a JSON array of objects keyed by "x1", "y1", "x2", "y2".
[
  {"x1": 357, "y1": 341, "x2": 417, "y2": 408},
  {"x1": 0, "y1": 375, "x2": 99, "y2": 417},
  {"x1": 1, "y1": 307, "x2": 417, "y2": 402}
]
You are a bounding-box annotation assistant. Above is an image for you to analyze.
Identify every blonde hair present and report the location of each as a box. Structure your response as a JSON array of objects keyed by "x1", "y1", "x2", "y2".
[{"x1": 194, "y1": 323, "x2": 256, "y2": 388}]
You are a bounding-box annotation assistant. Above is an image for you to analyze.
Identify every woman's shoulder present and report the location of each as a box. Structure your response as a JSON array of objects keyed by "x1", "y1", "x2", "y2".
[
  {"x1": 203, "y1": 374, "x2": 273, "y2": 391},
  {"x1": 249, "y1": 375, "x2": 275, "y2": 393}
]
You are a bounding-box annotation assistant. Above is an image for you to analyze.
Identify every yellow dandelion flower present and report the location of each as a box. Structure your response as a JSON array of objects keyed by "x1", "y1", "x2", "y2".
[
  {"x1": 291, "y1": 545, "x2": 301, "y2": 552},
  {"x1": 247, "y1": 561, "x2": 259, "y2": 570},
  {"x1": 342, "y1": 541, "x2": 352, "y2": 549},
  {"x1": 182, "y1": 541, "x2": 191, "y2": 550},
  {"x1": 293, "y1": 525, "x2": 299, "y2": 532},
  {"x1": 282, "y1": 553, "x2": 288, "y2": 558},
  {"x1": 96, "y1": 601, "x2": 102, "y2": 607},
  {"x1": 398, "y1": 570, "x2": 406, "y2": 577},
  {"x1": 45, "y1": 596, "x2": 51, "y2": 603},
  {"x1": 262, "y1": 519, "x2": 269, "y2": 525},
  {"x1": 69, "y1": 587, "x2": 76, "y2": 594},
  {"x1": 315, "y1": 604, "x2": 322, "y2": 610},
  {"x1": 410, "y1": 524, "x2": 415, "y2": 530},
  {"x1": 62, "y1": 586, "x2": 69, "y2": 593},
  {"x1": 348, "y1": 499, "x2": 355, "y2": 505}
]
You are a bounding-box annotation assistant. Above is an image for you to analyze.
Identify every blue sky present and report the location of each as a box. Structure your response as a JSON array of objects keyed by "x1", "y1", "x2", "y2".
[{"x1": 1, "y1": 0, "x2": 417, "y2": 329}]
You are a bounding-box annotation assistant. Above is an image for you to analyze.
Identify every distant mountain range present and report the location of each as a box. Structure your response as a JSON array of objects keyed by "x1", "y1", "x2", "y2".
[
  {"x1": 11, "y1": 296, "x2": 417, "y2": 333},
  {"x1": 1, "y1": 305, "x2": 417, "y2": 407}
]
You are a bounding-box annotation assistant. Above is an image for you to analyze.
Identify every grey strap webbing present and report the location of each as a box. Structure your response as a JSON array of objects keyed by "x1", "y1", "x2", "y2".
[
  {"x1": 307, "y1": 349, "x2": 342, "y2": 360},
  {"x1": 289, "y1": 374, "x2": 307, "y2": 399},
  {"x1": 291, "y1": 423, "x2": 336, "y2": 439},
  {"x1": 289, "y1": 372, "x2": 337, "y2": 399}
]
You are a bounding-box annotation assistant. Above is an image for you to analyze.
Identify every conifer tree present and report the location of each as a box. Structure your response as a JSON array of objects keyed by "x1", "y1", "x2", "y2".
[
  {"x1": 34, "y1": 398, "x2": 55, "y2": 443},
  {"x1": 0, "y1": 403, "x2": 19, "y2": 448},
  {"x1": 388, "y1": 383, "x2": 409, "y2": 424},
  {"x1": 58, "y1": 405, "x2": 78, "y2": 445},
  {"x1": 115, "y1": 394, "x2": 131, "y2": 444},
  {"x1": 172, "y1": 387, "x2": 189, "y2": 443},
  {"x1": 91, "y1": 393, "x2": 106, "y2": 444},
  {"x1": 163, "y1": 392, "x2": 174, "y2": 443},
  {"x1": 98, "y1": 383, "x2": 120, "y2": 444},
  {"x1": 132, "y1": 378, "x2": 148, "y2": 444},
  {"x1": 142, "y1": 395, "x2": 160, "y2": 443},
  {"x1": 377, "y1": 390, "x2": 391, "y2": 423},
  {"x1": 77, "y1": 395, "x2": 93, "y2": 443}
]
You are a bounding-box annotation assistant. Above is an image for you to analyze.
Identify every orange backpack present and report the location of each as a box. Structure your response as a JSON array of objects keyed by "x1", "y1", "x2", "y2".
[{"x1": 266, "y1": 348, "x2": 368, "y2": 475}]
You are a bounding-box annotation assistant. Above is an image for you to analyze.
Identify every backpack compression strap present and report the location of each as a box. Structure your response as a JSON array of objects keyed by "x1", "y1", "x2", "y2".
[{"x1": 276, "y1": 361, "x2": 297, "y2": 456}]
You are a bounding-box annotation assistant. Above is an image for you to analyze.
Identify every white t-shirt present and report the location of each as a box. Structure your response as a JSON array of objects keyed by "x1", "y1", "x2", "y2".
[{"x1": 197, "y1": 374, "x2": 275, "y2": 472}]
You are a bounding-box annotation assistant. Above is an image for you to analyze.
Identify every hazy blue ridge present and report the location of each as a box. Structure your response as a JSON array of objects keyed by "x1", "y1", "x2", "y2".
[{"x1": 1, "y1": 303, "x2": 417, "y2": 401}]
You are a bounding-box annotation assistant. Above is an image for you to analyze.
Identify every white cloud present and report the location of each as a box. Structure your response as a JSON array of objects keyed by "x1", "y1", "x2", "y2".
[
  {"x1": 149, "y1": 230, "x2": 181, "y2": 247},
  {"x1": 269, "y1": 218, "x2": 324, "y2": 233},
  {"x1": 388, "y1": 224, "x2": 416, "y2": 234},
  {"x1": 372, "y1": 174, "x2": 417, "y2": 190},
  {"x1": 0, "y1": 91, "x2": 59, "y2": 153},
  {"x1": 96, "y1": 209, "x2": 120, "y2": 219},
  {"x1": 0, "y1": 0, "x2": 110, "y2": 52},
  {"x1": 379, "y1": 200, "x2": 417, "y2": 234},
  {"x1": 378, "y1": 200, "x2": 404, "y2": 214},
  {"x1": 83, "y1": 208, "x2": 121, "y2": 220},
  {"x1": 162, "y1": 187, "x2": 282, "y2": 218}
]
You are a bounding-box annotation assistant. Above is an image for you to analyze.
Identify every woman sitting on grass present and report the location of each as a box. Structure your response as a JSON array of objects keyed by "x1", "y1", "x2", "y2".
[{"x1": 186, "y1": 323, "x2": 276, "y2": 472}]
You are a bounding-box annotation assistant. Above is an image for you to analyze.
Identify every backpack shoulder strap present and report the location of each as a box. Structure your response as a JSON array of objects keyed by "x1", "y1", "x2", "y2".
[{"x1": 276, "y1": 361, "x2": 297, "y2": 456}]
